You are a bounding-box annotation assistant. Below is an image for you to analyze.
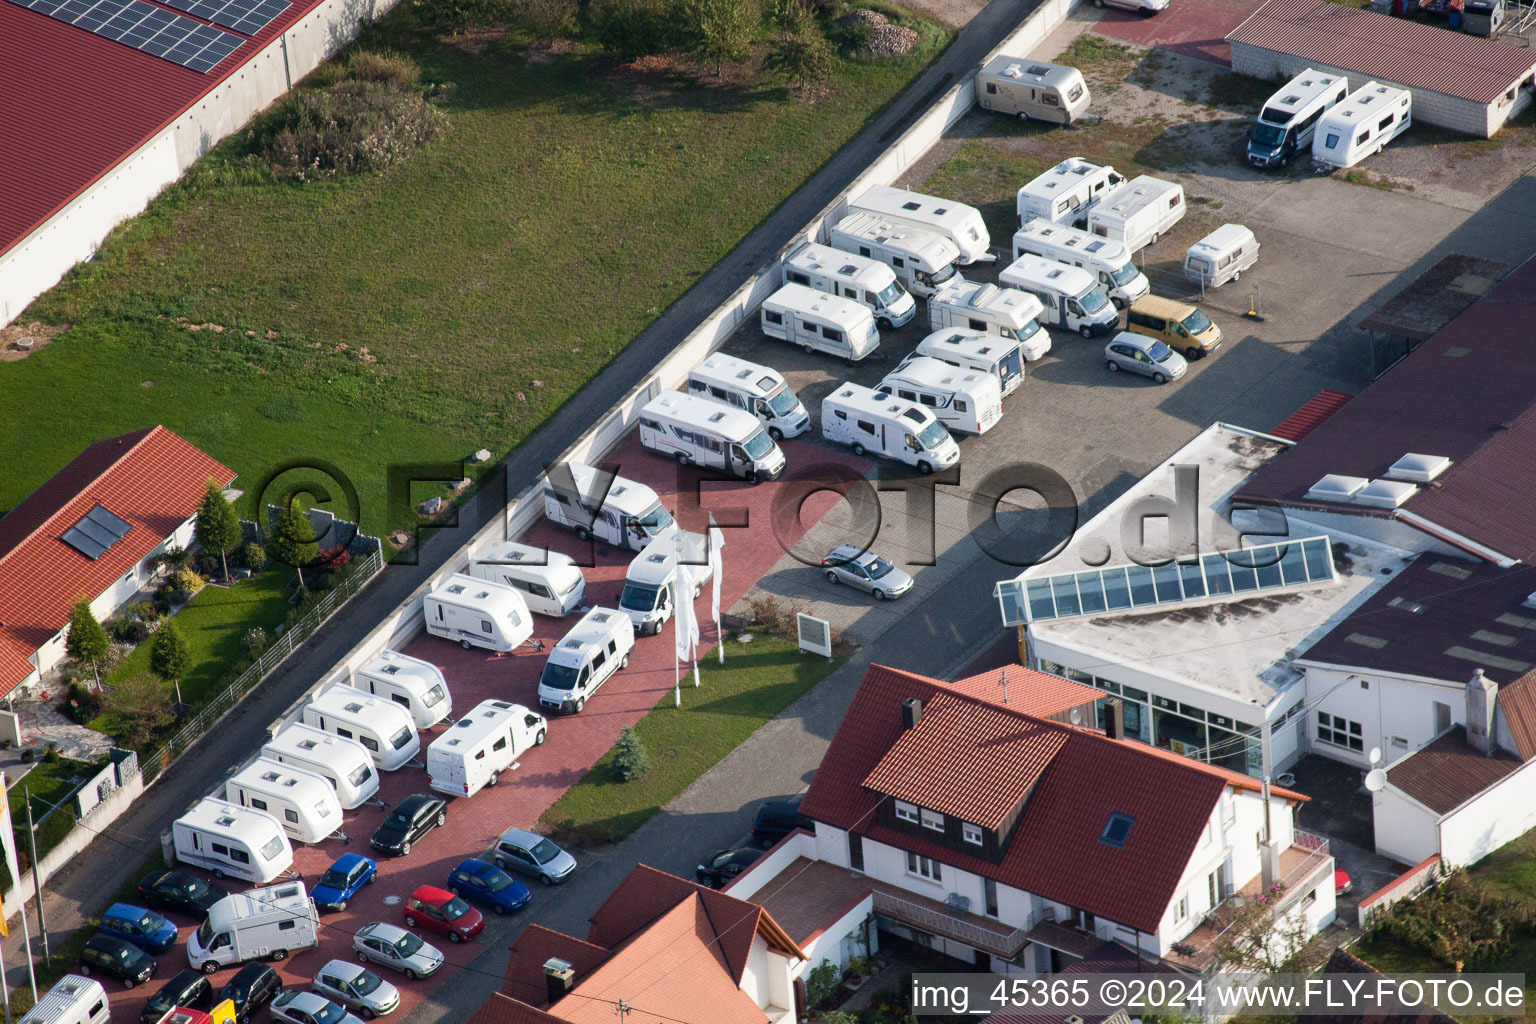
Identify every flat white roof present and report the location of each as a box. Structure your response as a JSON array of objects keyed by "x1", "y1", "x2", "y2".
[
  {"x1": 178, "y1": 796, "x2": 284, "y2": 836},
  {"x1": 884, "y1": 356, "x2": 993, "y2": 394},
  {"x1": 432, "y1": 699, "x2": 524, "y2": 746},
  {"x1": 1262, "y1": 68, "x2": 1346, "y2": 117},
  {"x1": 786, "y1": 243, "x2": 891, "y2": 288},
  {"x1": 831, "y1": 211, "x2": 958, "y2": 265},
  {"x1": 645, "y1": 390, "x2": 761, "y2": 440},
  {"x1": 266, "y1": 722, "x2": 370, "y2": 765},
  {"x1": 980, "y1": 55, "x2": 1082, "y2": 88},
  {"x1": 309, "y1": 684, "x2": 413, "y2": 730},
  {"x1": 1000, "y1": 254, "x2": 1095, "y2": 294},
  {"x1": 547, "y1": 463, "x2": 662, "y2": 517},
  {"x1": 1015, "y1": 221, "x2": 1131, "y2": 263},
  {"x1": 1019, "y1": 157, "x2": 1116, "y2": 199},
  {"x1": 693, "y1": 353, "x2": 786, "y2": 398},
  {"x1": 474, "y1": 540, "x2": 577, "y2": 570},
  {"x1": 916, "y1": 328, "x2": 1018, "y2": 362},
  {"x1": 1325, "y1": 81, "x2": 1411, "y2": 123},
  {"x1": 766, "y1": 283, "x2": 870, "y2": 324},
  {"x1": 852, "y1": 184, "x2": 980, "y2": 233},
  {"x1": 1189, "y1": 224, "x2": 1257, "y2": 257},
  {"x1": 1098, "y1": 175, "x2": 1182, "y2": 217},
  {"x1": 230, "y1": 757, "x2": 333, "y2": 800}
]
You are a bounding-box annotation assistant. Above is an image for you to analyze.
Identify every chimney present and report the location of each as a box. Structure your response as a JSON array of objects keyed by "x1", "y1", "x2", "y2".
[
  {"x1": 543, "y1": 958, "x2": 575, "y2": 1004},
  {"x1": 1103, "y1": 697, "x2": 1124, "y2": 741},
  {"x1": 901, "y1": 697, "x2": 923, "y2": 731},
  {"x1": 1465, "y1": 668, "x2": 1498, "y2": 755}
]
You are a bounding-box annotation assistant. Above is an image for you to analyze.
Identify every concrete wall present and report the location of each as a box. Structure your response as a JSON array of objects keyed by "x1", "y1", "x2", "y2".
[
  {"x1": 1372, "y1": 785, "x2": 1443, "y2": 867},
  {"x1": 1437, "y1": 756, "x2": 1536, "y2": 866},
  {"x1": 1355, "y1": 853, "x2": 1440, "y2": 929}
]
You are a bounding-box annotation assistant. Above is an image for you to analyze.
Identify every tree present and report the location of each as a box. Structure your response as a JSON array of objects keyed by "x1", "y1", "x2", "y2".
[
  {"x1": 683, "y1": 0, "x2": 758, "y2": 75},
  {"x1": 1204, "y1": 881, "x2": 1311, "y2": 973},
  {"x1": 804, "y1": 959, "x2": 840, "y2": 1008},
  {"x1": 763, "y1": 6, "x2": 832, "y2": 99},
  {"x1": 65, "y1": 599, "x2": 109, "y2": 686},
  {"x1": 100, "y1": 672, "x2": 176, "y2": 749},
  {"x1": 150, "y1": 621, "x2": 191, "y2": 706},
  {"x1": 268, "y1": 496, "x2": 319, "y2": 589},
  {"x1": 611, "y1": 726, "x2": 651, "y2": 781},
  {"x1": 584, "y1": 0, "x2": 676, "y2": 60},
  {"x1": 194, "y1": 480, "x2": 242, "y2": 583}
]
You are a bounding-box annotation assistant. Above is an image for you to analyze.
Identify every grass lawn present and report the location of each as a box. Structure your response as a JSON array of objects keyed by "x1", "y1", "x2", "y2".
[{"x1": 540, "y1": 634, "x2": 843, "y2": 845}]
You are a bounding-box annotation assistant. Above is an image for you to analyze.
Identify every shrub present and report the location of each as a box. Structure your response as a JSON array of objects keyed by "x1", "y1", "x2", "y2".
[
  {"x1": 346, "y1": 50, "x2": 422, "y2": 90},
  {"x1": 240, "y1": 542, "x2": 267, "y2": 570},
  {"x1": 584, "y1": 0, "x2": 679, "y2": 60},
  {"x1": 110, "y1": 615, "x2": 150, "y2": 645},
  {"x1": 513, "y1": 0, "x2": 578, "y2": 36},
  {"x1": 262, "y1": 79, "x2": 445, "y2": 182},
  {"x1": 19, "y1": 748, "x2": 34, "y2": 764},
  {"x1": 152, "y1": 587, "x2": 175, "y2": 613},
  {"x1": 63, "y1": 681, "x2": 104, "y2": 724},
  {"x1": 611, "y1": 726, "x2": 651, "y2": 781},
  {"x1": 173, "y1": 567, "x2": 207, "y2": 596},
  {"x1": 318, "y1": 546, "x2": 353, "y2": 571},
  {"x1": 805, "y1": 959, "x2": 840, "y2": 1008},
  {"x1": 43, "y1": 744, "x2": 59, "y2": 765},
  {"x1": 1377, "y1": 869, "x2": 1536, "y2": 969},
  {"x1": 242, "y1": 627, "x2": 271, "y2": 654},
  {"x1": 134, "y1": 599, "x2": 161, "y2": 622}
]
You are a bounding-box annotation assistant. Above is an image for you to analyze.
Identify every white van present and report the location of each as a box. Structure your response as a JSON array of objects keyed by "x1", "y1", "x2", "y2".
[
  {"x1": 424, "y1": 573, "x2": 534, "y2": 653},
  {"x1": 783, "y1": 242, "x2": 916, "y2": 329},
  {"x1": 1012, "y1": 220, "x2": 1150, "y2": 309},
  {"x1": 537, "y1": 607, "x2": 636, "y2": 715},
  {"x1": 638, "y1": 391, "x2": 786, "y2": 482},
  {"x1": 262, "y1": 722, "x2": 380, "y2": 810},
  {"x1": 927, "y1": 279, "x2": 1051, "y2": 361},
  {"x1": 544, "y1": 462, "x2": 674, "y2": 553},
  {"x1": 848, "y1": 185, "x2": 992, "y2": 265},
  {"x1": 620, "y1": 528, "x2": 713, "y2": 636},
  {"x1": 426, "y1": 700, "x2": 548, "y2": 798},
  {"x1": 879, "y1": 357, "x2": 1003, "y2": 435},
  {"x1": 469, "y1": 541, "x2": 586, "y2": 618},
  {"x1": 1247, "y1": 68, "x2": 1349, "y2": 168},
  {"x1": 171, "y1": 797, "x2": 293, "y2": 884},
  {"x1": 1313, "y1": 82, "x2": 1412, "y2": 170},
  {"x1": 1184, "y1": 224, "x2": 1259, "y2": 288},
  {"x1": 760, "y1": 284, "x2": 880, "y2": 363},
  {"x1": 1085, "y1": 175, "x2": 1185, "y2": 252},
  {"x1": 1016, "y1": 157, "x2": 1126, "y2": 229},
  {"x1": 350, "y1": 650, "x2": 452, "y2": 728},
  {"x1": 976, "y1": 56, "x2": 1090, "y2": 125},
  {"x1": 999, "y1": 255, "x2": 1118, "y2": 337},
  {"x1": 303, "y1": 684, "x2": 421, "y2": 772},
  {"x1": 821, "y1": 382, "x2": 960, "y2": 475},
  {"x1": 224, "y1": 757, "x2": 343, "y2": 845},
  {"x1": 827, "y1": 212, "x2": 963, "y2": 298},
  {"x1": 186, "y1": 882, "x2": 319, "y2": 973},
  {"x1": 913, "y1": 328, "x2": 1026, "y2": 398},
  {"x1": 688, "y1": 353, "x2": 810, "y2": 441},
  {"x1": 20, "y1": 976, "x2": 108, "y2": 1024}
]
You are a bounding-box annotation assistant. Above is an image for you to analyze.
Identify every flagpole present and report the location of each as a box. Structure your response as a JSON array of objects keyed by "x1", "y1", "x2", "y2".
[{"x1": 709, "y1": 522, "x2": 725, "y2": 666}]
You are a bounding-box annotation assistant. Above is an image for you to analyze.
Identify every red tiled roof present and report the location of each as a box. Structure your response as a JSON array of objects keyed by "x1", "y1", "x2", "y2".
[
  {"x1": 1227, "y1": 0, "x2": 1536, "y2": 103},
  {"x1": 1311, "y1": 949, "x2": 1464, "y2": 1024},
  {"x1": 501, "y1": 926, "x2": 613, "y2": 1008},
  {"x1": 941, "y1": 664, "x2": 1102, "y2": 718},
  {"x1": 1386, "y1": 726, "x2": 1524, "y2": 814},
  {"x1": 466, "y1": 995, "x2": 566, "y2": 1024},
  {"x1": 1500, "y1": 670, "x2": 1536, "y2": 762},
  {"x1": 1271, "y1": 390, "x2": 1353, "y2": 443}
]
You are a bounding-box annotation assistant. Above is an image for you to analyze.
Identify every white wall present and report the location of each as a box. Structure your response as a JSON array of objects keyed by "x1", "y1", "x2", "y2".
[
  {"x1": 1438, "y1": 757, "x2": 1536, "y2": 866},
  {"x1": 1305, "y1": 665, "x2": 1466, "y2": 767},
  {"x1": 1371, "y1": 786, "x2": 1441, "y2": 867}
]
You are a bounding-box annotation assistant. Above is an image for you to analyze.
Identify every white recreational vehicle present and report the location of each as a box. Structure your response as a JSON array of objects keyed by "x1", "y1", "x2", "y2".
[
  {"x1": 619, "y1": 528, "x2": 714, "y2": 636},
  {"x1": 1184, "y1": 224, "x2": 1259, "y2": 288},
  {"x1": 975, "y1": 56, "x2": 1090, "y2": 125},
  {"x1": 262, "y1": 722, "x2": 380, "y2": 810},
  {"x1": 927, "y1": 278, "x2": 1051, "y2": 361},
  {"x1": 350, "y1": 650, "x2": 453, "y2": 728},
  {"x1": 827, "y1": 212, "x2": 963, "y2": 298},
  {"x1": 760, "y1": 284, "x2": 880, "y2": 363},
  {"x1": 537, "y1": 608, "x2": 637, "y2": 715},
  {"x1": 171, "y1": 797, "x2": 294, "y2": 884},
  {"x1": 847, "y1": 185, "x2": 992, "y2": 265},
  {"x1": 1312, "y1": 82, "x2": 1412, "y2": 170},
  {"x1": 913, "y1": 329, "x2": 1026, "y2": 398},
  {"x1": 427, "y1": 700, "x2": 548, "y2": 798},
  {"x1": 1085, "y1": 175, "x2": 1185, "y2": 252},
  {"x1": 423, "y1": 574, "x2": 534, "y2": 653},
  {"x1": 1011, "y1": 220, "x2": 1150, "y2": 309},
  {"x1": 879, "y1": 357, "x2": 1003, "y2": 435},
  {"x1": 1246, "y1": 68, "x2": 1349, "y2": 168},
  {"x1": 688, "y1": 353, "x2": 810, "y2": 440},
  {"x1": 821, "y1": 382, "x2": 961, "y2": 474},
  {"x1": 186, "y1": 882, "x2": 319, "y2": 973},
  {"x1": 1015, "y1": 157, "x2": 1126, "y2": 229},
  {"x1": 783, "y1": 242, "x2": 916, "y2": 329},
  {"x1": 469, "y1": 541, "x2": 586, "y2": 618},
  {"x1": 19, "y1": 976, "x2": 108, "y2": 1024},
  {"x1": 303, "y1": 684, "x2": 421, "y2": 772},
  {"x1": 637, "y1": 391, "x2": 786, "y2": 482},
  {"x1": 224, "y1": 757, "x2": 343, "y2": 845},
  {"x1": 998, "y1": 256, "x2": 1119, "y2": 337},
  {"x1": 544, "y1": 462, "x2": 673, "y2": 553}
]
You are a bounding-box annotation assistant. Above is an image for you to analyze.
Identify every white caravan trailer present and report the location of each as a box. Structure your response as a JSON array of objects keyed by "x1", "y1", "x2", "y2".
[
  {"x1": 1011, "y1": 220, "x2": 1150, "y2": 309},
  {"x1": 224, "y1": 757, "x2": 343, "y2": 845},
  {"x1": 998, "y1": 256, "x2": 1119, "y2": 337},
  {"x1": 688, "y1": 353, "x2": 810, "y2": 440},
  {"x1": 424, "y1": 574, "x2": 533, "y2": 653},
  {"x1": 537, "y1": 608, "x2": 637, "y2": 715},
  {"x1": 351, "y1": 650, "x2": 453, "y2": 728},
  {"x1": 303, "y1": 684, "x2": 421, "y2": 772},
  {"x1": 426, "y1": 700, "x2": 548, "y2": 798},
  {"x1": 1246, "y1": 68, "x2": 1349, "y2": 168},
  {"x1": 1312, "y1": 82, "x2": 1412, "y2": 170},
  {"x1": 186, "y1": 882, "x2": 319, "y2": 973},
  {"x1": 927, "y1": 279, "x2": 1051, "y2": 361},
  {"x1": 1085, "y1": 175, "x2": 1185, "y2": 252},
  {"x1": 1184, "y1": 224, "x2": 1259, "y2": 288},
  {"x1": 19, "y1": 976, "x2": 109, "y2": 1024},
  {"x1": 262, "y1": 722, "x2": 379, "y2": 810},
  {"x1": 912, "y1": 329, "x2": 1026, "y2": 398},
  {"x1": 544, "y1": 462, "x2": 673, "y2": 553},
  {"x1": 821, "y1": 382, "x2": 960, "y2": 474},
  {"x1": 975, "y1": 56, "x2": 1091, "y2": 125},
  {"x1": 619, "y1": 528, "x2": 714, "y2": 636},
  {"x1": 760, "y1": 284, "x2": 880, "y2": 363},
  {"x1": 637, "y1": 391, "x2": 787, "y2": 482},
  {"x1": 848, "y1": 185, "x2": 992, "y2": 264},
  {"x1": 783, "y1": 242, "x2": 916, "y2": 328},
  {"x1": 171, "y1": 797, "x2": 293, "y2": 884},
  {"x1": 1015, "y1": 157, "x2": 1126, "y2": 229},
  {"x1": 879, "y1": 357, "x2": 1003, "y2": 435},
  {"x1": 827, "y1": 212, "x2": 962, "y2": 298},
  {"x1": 469, "y1": 541, "x2": 586, "y2": 619}
]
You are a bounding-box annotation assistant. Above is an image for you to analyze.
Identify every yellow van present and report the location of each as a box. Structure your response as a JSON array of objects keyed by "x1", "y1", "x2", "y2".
[{"x1": 1125, "y1": 296, "x2": 1222, "y2": 360}]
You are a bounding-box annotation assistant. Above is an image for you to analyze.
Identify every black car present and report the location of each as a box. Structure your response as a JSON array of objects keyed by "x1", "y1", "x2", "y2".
[
  {"x1": 80, "y1": 933, "x2": 157, "y2": 988},
  {"x1": 137, "y1": 869, "x2": 230, "y2": 918},
  {"x1": 371, "y1": 793, "x2": 448, "y2": 856},
  {"x1": 751, "y1": 794, "x2": 813, "y2": 848},
  {"x1": 141, "y1": 970, "x2": 213, "y2": 1024},
  {"x1": 220, "y1": 962, "x2": 284, "y2": 1023},
  {"x1": 695, "y1": 847, "x2": 763, "y2": 888}
]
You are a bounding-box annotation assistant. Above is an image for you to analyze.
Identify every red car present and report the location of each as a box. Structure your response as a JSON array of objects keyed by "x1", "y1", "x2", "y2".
[
  {"x1": 403, "y1": 885, "x2": 484, "y2": 944},
  {"x1": 1335, "y1": 868, "x2": 1353, "y2": 896}
]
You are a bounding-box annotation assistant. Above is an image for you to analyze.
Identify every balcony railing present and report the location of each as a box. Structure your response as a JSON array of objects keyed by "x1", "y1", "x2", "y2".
[{"x1": 872, "y1": 890, "x2": 1031, "y2": 958}]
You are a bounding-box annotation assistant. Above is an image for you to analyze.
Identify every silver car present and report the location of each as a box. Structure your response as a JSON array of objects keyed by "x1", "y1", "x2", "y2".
[
  {"x1": 1093, "y1": 0, "x2": 1168, "y2": 15},
  {"x1": 352, "y1": 923, "x2": 444, "y2": 981},
  {"x1": 311, "y1": 961, "x2": 400, "y2": 1019},
  {"x1": 1104, "y1": 331, "x2": 1187, "y2": 384},
  {"x1": 821, "y1": 544, "x2": 913, "y2": 601},
  {"x1": 494, "y1": 827, "x2": 577, "y2": 886},
  {"x1": 271, "y1": 991, "x2": 365, "y2": 1024}
]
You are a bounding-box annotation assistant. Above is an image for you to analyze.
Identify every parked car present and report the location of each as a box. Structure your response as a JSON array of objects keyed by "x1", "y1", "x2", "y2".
[
  {"x1": 137, "y1": 870, "x2": 230, "y2": 919},
  {"x1": 79, "y1": 933, "x2": 156, "y2": 988},
  {"x1": 1104, "y1": 331, "x2": 1186, "y2": 384},
  {"x1": 751, "y1": 794, "x2": 813, "y2": 848},
  {"x1": 402, "y1": 886, "x2": 484, "y2": 944},
  {"x1": 312, "y1": 853, "x2": 377, "y2": 912},
  {"x1": 220, "y1": 962, "x2": 284, "y2": 1023},
  {"x1": 1092, "y1": 0, "x2": 1167, "y2": 15},
  {"x1": 312, "y1": 960, "x2": 401, "y2": 1019},
  {"x1": 1335, "y1": 868, "x2": 1353, "y2": 896},
  {"x1": 353, "y1": 922, "x2": 444, "y2": 981},
  {"x1": 271, "y1": 990, "x2": 364, "y2": 1024},
  {"x1": 100, "y1": 902, "x2": 180, "y2": 954},
  {"x1": 492, "y1": 828, "x2": 577, "y2": 886},
  {"x1": 447, "y1": 859, "x2": 531, "y2": 916},
  {"x1": 370, "y1": 794, "x2": 447, "y2": 856},
  {"x1": 696, "y1": 847, "x2": 763, "y2": 888},
  {"x1": 141, "y1": 970, "x2": 214, "y2": 1024},
  {"x1": 821, "y1": 544, "x2": 913, "y2": 601}
]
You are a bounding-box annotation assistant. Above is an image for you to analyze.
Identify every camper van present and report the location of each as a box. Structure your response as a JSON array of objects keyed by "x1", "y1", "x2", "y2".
[
  {"x1": 783, "y1": 242, "x2": 916, "y2": 328},
  {"x1": 1184, "y1": 224, "x2": 1259, "y2": 288},
  {"x1": 879, "y1": 357, "x2": 1003, "y2": 435},
  {"x1": 848, "y1": 185, "x2": 992, "y2": 265},
  {"x1": 171, "y1": 798, "x2": 293, "y2": 885},
  {"x1": 1247, "y1": 68, "x2": 1349, "y2": 168},
  {"x1": 760, "y1": 284, "x2": 881, "y2": 363},
  {"x1": 827, "y1": 212, "x2": 963, "y2": 298},
  {"x1": 637, "y1": 391, "x2": 786, "y2": 482},
  {"x1": 261, "y1": 722, "x2": 379, "y2": 810},
  {"x1": 468, "y1": 541, "x2": 586, "y2": 619},
  {"x1": 543, "y1": 463, "x2": 674, "y2": 553},
  {"x1": 998, "y1": 255, "x2": 1119, "y2": 337},
  {"x1": 426, "y1": 700, "x2": 548, "y2": 798},
  {"x1": 1015, "y1": 157, "x2": 1126, "y2": 229},
  {"x1": 538, "y1": 608, "x2": 637, "y2": 715},
  {"x1": 1085, "y1": 175, "x2": 1185, "y2": 252},
  {"x1": 186, "y1": 882, "x2": 319, "y2": 974},
  {"x1": 975, "y1": 56, "x2": 1090, "y2": 124},
  {"x1": 424, "y1": 574, "x2": 533, "y2": 653},
  {"x1": 302, "y1": 685, "x2": 421, "y2": 772},
  {"x1": 912, "y1": 329, "x2": 1026, "y2": 398},
  {"x1": 224, "y1": 758, "x2": 343, "y2": 845},
  {"x1": 688, "y1": 353, "x2": 810, "y2": 441},
  {"x1": 1012, "y1": 220, "x2": 1150, "y2": 309},
  {"x1": 927, "y1": 279, "x2": 1051, "y2": 361},
  {"x1": 1313, "y1": 82, "x2": 1412, "y2": 170},
  {"x1": 20, "y1": 976, "x2": 109, "y2": 1024},
  {"x1": 350, "y1": 650, "x2": 452, "y2": 729},
  {"x1": 620, "y1": 528, "x2": 714, "y2": 636},
  {"x1": 821, "y1": 382, "x2": 960, "y2": 475}
]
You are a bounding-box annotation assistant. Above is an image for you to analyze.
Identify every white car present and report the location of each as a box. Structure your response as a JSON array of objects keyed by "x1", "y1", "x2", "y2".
[
  {"x1": 1093, "y1": 0, "x2": 1168, "y2": 13},
  {"x1": 352, "y1": 923, "x2": 445, "y2": 981},
  {"x1": 311, "y1": 960, "x2": 400, "y2": 1019},
  {"x1": 271, "y1": 990, "x2": 365, "y2": 1024}
]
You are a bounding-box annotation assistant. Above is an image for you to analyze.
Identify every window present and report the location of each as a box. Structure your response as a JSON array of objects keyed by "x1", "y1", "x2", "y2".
[
  {"x1": 1100, "y1": 813, "x2": 1134, "y2": 848},
  {"x1": 1360, "y1": 679, "x2": 1369, "y2": 689},
  {"x1": 1302, "y1": 888, "x2": 1317, "y2": 908},
  {"x1": 1173, "y1": 896, "x2": 1188, "y2": 922},
  {"x1": 920, "y1": 808, "x2": 944, "y2": 832},
  {"x1": 823, "y1": 327, "x2": 844, "y2": 343},
  {"x1": 481, "y1": 619, "x2": 493, "y2": 634},
  {"x1": 1325, "y1": 132, "x2": 1340, "y2": 149},
  {"x1": 892, "y1": 256, "x2": 905, "y2": 268},
  {"x1": 984, "y1": 877, "x2": 999, "y2": 917},
  {"x1": 849, "y1": 832, "x2": 864, "y2": 871},
  {"x1": 212, "y1": 842, "x2": 230, "y2": 857},
  {"x1": 230, "y1": 848, "x2": 250, "y2": 864},
  {"x1": 857, "y1": 420, "x2": 876, "y2": 436},
  {"x1": 362, "y1": 736, "x2": 379, "y2": 752},
  {"x1": 969, "y1": 318, "x2": 987, "y2": 331},
  {"x1": 1317, "y1": 712, "x2": 1364, "y2": 752},
  {"x1": 919, "y1": 394, "x2": 937, "y2": 407},
  {"x1": 592, "y1": 650, "x2": 607, "y2": 672},
  {"x1": 285, "y1": 809, "x2": 299, "y2": 823},
  {"x1": 906, "y1": 852, "x2": 941, "y2": 881},
  {"x1": 765, "y1": 310, "x2": 784, "y2": 325},
  {"x1": 1355, "y1": 130, "x2": 1368, "y2": 146},
  {"x1": 986, "y1": 82, "x2": 997, "y2": 94},
  {"x1": 955, "y1": 399, "x2": 967, "y2": 413},
  {"x1": 492, "y1": 736, "x2": 508, "y2": 751},
  {"x1": 962, "y1": 822, "x2": 983, "y2": 846},
  {"x1": 895, "y1": 800, "x2": 919, "y2": 823},
  {"x1": 251, "y1": 798, "x2": 268, "y2": 811},
  {"x1": 1392, "y1": 736, "x2": 1408, "y2": 749},
  {"x1": 1378, "y1": 114, "x2": 1394, "y2": 131},
  {"x1": 278, "y1": 919, "x2": 295, "y2": 931},
  {"x1": 786, "y1": 271, "x2": 810, "y2": 286}
]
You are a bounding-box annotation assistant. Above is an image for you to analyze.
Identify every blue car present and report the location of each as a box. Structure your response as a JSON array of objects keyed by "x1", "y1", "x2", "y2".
[
  {"x1": 447, "y1": 859, "x2": 531, "y2": 915},
  {"x1": 312, "y1": 853, "x2": 377, "y2": 912},
  {"x1": 99, "y1": 902, "x2": 179, "y2": 954}
]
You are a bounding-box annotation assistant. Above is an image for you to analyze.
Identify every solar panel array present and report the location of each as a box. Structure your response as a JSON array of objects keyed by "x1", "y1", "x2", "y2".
[
  {"x1": 157, "y1": 0, "x2": 287, "y2": 38},
  {"x1": 4, "y1": 0, "x2": 245, "y2": 72},
  {"x1": 61, "y1": 503, "x2": 133, "y2": 560}
]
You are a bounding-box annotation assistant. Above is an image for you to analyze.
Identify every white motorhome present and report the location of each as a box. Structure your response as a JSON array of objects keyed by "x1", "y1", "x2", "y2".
[
  {"x1": 544, "y1": 462, "x2": 674, "y2": 553},
  {"x1": 426, "y1": 700, "x2": 548, "y2": 798},
  {"x1": 1313, "y1": 82, "x2": 1412, "y2": 170},
  {"x1": 19, "y1": 976, "x2": 108, "y2": 1024},
  {"x1": 912, "y1": 329, "x2": 1026, "y2": 398},
  {"x1": 1184, "y1": 224, "x2": 1259, "y2": 288},
  {"x1": 760, "y1": 284, "x2": 880, "y2": 363},
  {"x1": 927, "y1": 278, "x2": 1051, "y2": 361},
  {"x1": 186, "y1": 882, "x2": 319, "y2": 973},
  {"x1": 468, "y1": 541, "x2": 586, "y2": 618},
  {"x1": 537, "y1": 607, "x2": 636, "y2": 715},
  {"x1": 350, "y1": 650, "x2": 453, "y2": 728},
  {"x1": 827, "y1": 212, "x2": 963, "y2": 298},
  {"x1": 262, "y1": 722, "x2": 379, "y2": 810},
  {"x1": 688, "y1": 353, "x2": 810, "y2": 440},
  {"x1": 171, "y1": 797, "x2": 293, "y2": 884},
  {"x1": 303, "y1": 684, "x2": 421, "y2": 772},
  {"x1": 1011, "y1": 220, "x2": 1150, "y2": 308},
  {"x1": 783, "y1": 242, "x2": 916, "y2": 328},
  {"x1": 821, "y1": 382, "x2": 961, "y2": 474},
  {"x1": 424, "y1": 574, "x2": 533, "y2": 653},
  {"x1": 637, "y1": 391, "x2": 786, "y2": 482},
  {"x1": 998, "y1": 255, "x2": 1119, "y2": 337},
  {"x1": 976, "y1": 56, "x2": 1091, "y2": 124},
  {"x1": 848, "y1": 185, "x2": 992, "y2": 264},
  {"x1": 879, "y1": 357, "x2": 1003, "y2": 435},
  {"x1": 619, "y1": 528, "x2": 713, "y2": 636},
  {"x1": 1085, "y1": 175, "x2": 1185, "y2": 252},
  {"x1": 224, "y1": 757, "x2": 343, "y2": 845},
  {"x1": 1246, "y1": 68, "x2": 1349, "y2": 168},
  {"x1": 1015, "y1": 157, "x2": 1126, "y2": 229}
]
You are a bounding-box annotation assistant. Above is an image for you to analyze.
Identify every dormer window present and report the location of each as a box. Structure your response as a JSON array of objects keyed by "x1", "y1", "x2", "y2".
[
  {"x1": 920, "y1": 808, "x2": 944, "y2": 832},
  {"x1": 1100, "y1": 812, "x2": 1134, "y2": 848},
  {"x1": 962, "y1": 822, "x2": 983, "y2": 846},
  {"x1": 895, "y1": 800, "x2": 919, "y2": 824}
]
